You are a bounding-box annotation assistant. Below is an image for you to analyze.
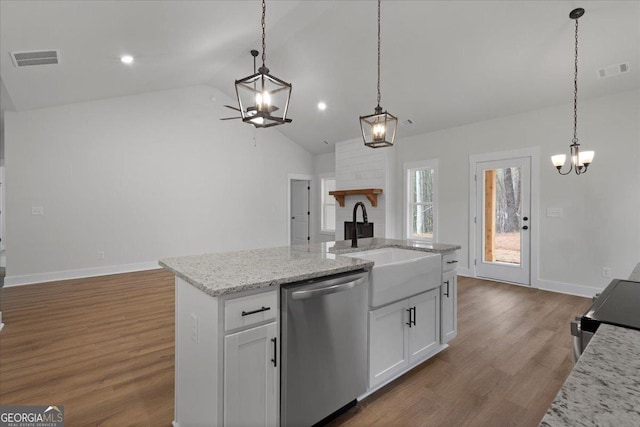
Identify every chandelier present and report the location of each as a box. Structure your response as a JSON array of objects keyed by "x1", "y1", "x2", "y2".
[
  {"x1": 551, "y1": 8, "x2": 594, "y2": 175},
  {"x1": 359, "y1": 0, "x2": 397, "y2": 148},
  {"x1": 234, "y1": 0, "x2": 292, "y2": 128}
]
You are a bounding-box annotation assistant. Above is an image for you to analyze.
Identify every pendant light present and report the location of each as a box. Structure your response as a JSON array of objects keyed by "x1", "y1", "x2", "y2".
[
  {"x1": 235, "y1": 0, "x2": 292, "y2": 128},
  {"x1": 360, "y1": 0, "x2": 397, "y2": 148},
  {"x1": 551, "y1": 8, "x2": 594, "y2": 175}
]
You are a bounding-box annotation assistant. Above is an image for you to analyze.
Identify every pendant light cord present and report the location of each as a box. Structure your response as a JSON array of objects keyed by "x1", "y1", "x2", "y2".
[
  {"x1": 572, "y1": 17, "x2": 579, "y2": 144},
  {"x1": 377, "y1": 0, "x2": 381, "y2": 108},
  {"x1": 261, "y1": 0, "x2": 267, "y2": 69}
]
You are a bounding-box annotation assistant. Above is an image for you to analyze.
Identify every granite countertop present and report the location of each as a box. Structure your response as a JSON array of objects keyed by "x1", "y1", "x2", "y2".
[
  {"x1": 540, "y1": 262, "x2": 640, "y2": 426},
  {"x1": 159, "y1": 238, "x2": 460, "y2": 297},
  {"x1": 539, "y1": 323, "x2": 640, "y2": 426},
  {"x1": 328, "y1": 237, "x2": 461, "y2": 255}
]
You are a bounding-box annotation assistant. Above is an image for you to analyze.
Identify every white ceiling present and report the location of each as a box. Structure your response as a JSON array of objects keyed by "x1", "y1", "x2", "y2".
[{"x1": 1, "y1": 0, "x2": 639, "y2": 155}]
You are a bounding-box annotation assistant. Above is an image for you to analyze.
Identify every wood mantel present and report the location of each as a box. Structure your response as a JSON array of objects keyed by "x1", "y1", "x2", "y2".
[{"x1": 329, "y1": 188, "x2": 383, "y2": 207}]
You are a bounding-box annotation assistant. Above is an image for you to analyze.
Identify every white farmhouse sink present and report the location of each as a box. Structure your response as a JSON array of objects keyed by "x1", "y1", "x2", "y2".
[{"x1": 342, "y1": 248, "x2": 441, "y2": 307}]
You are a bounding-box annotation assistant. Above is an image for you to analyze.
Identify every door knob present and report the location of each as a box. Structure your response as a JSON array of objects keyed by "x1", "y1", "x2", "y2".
[{"x1": 522, "y1": 225, "x2": 529, "y2": 230}]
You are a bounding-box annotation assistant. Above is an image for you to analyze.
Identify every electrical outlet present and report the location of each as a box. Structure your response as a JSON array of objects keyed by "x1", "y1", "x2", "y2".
[
  {"x1": 31, "y1": 206, "x2": 44, "y2": 216},
  {"x1": 97, "y1": 251, "x2": 105, "y2": 260},
  {"x1": 190, "y1": 313, "x2": 198, "y2": 343},
  {"x1": 602, "y1": 267, "x2": 612, "y2": 278},
  {"x1": 547, "y1": 208, "x2": 563, "y2": 217}
]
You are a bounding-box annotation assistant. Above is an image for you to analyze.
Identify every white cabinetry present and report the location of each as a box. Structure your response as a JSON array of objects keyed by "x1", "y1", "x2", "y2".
[
  {"x1": 441, "y1": 251, "x2": 458, "y2": 344},
  {"x1": 408, "y1": 289, "x2": 440, "y2": 363},
  {"x1": 441, "y1": 271, "x2": 457, "y2": 343},
  {"x1": 369, "y1": 299, "x2": 409, "y2": 386},
  {"x1": 368, "y1": 287, "x2": 440, "y2": 388},
  {"x1": 174, "y1": 278, "x2": 278, "y2": 427},
  {"x1": 224, "y1": 322, "x2": 278, "y2": 427}
]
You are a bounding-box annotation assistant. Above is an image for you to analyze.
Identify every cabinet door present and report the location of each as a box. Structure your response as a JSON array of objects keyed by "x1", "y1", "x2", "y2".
[
  {"x1": 408, "y1": 288, "x2": 440, "y2": 364},
  {"x1": 369, "y1": 299, "x2": 409, "y2": 388},
  {"x1": 441, "y1": 271, "x2": 457, "y2": 344},
  {"x1": 224, "y1": 322, "x2": 278, "y2": 427}
]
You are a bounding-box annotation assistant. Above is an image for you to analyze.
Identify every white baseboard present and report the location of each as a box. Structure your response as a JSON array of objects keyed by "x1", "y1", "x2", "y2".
[
  {"x1": 534, "y1": 278, "x2": 601, "y2": 298},
  {"x1": 456, "y1": 267, "x2": 599, "y2": 298},
  {"x1": 4, "y1": 261, "x2": 161, "y2": 287}
]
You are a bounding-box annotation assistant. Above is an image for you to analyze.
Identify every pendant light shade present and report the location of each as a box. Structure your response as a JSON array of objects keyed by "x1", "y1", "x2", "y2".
[
  {"x1": 234, "y1": 0, "x2": 292, "y2": 128},
  {"x1": 360, "y1": 0, "x2": 397, "y2": 148},
  {"x1": 551, "y1": 7, "x2": 594, "y2": 175}
]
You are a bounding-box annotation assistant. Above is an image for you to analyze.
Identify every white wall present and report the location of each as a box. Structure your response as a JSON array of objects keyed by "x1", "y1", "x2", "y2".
[
  {"x1": 394, "y1": 90, "x2": 640, "y2": 293},
  {"x1": 5, "y1": 85, "x2": 313, "y2": 285},
  {"x1": 312, "y1": 152, "x2": 335, "y2": 243}
]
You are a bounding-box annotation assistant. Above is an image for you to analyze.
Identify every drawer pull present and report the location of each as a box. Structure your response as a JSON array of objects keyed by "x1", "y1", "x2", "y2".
[
  {"x1": 446, "y1": 260, "x2": 458, "y2": 264},
  {"x1": 241, "y1": 306, "x2": 271, "y2": 317}
]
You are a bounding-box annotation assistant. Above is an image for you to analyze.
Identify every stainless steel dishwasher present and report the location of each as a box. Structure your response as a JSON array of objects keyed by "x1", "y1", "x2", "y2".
[{"x1": 280, "y1": 269, "x2": 368, "y2": 427}]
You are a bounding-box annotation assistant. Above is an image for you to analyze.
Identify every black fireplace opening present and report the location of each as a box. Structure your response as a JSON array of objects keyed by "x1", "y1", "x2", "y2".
[{"x1": 344, "y1": 222, "x2": 374, "y2": 240}]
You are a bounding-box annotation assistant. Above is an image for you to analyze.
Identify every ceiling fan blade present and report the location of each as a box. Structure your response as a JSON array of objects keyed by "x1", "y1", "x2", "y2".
[
  {"x1": 220, "y1": 117, "x2": 241, "y2": 120},
  {"x1": 224, "y1": 105, "x2": 241, "y2": 112}
]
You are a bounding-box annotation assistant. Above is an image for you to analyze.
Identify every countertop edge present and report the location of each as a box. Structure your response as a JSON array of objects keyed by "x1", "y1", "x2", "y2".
[{"x1": 159, "y1": 259, "x2": 374, "y2": 298}]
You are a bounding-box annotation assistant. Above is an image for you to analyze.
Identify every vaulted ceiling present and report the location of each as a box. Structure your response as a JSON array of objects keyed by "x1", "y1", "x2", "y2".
[{"x1": 1, "y1": 0, "x2": 639, "y2": 155}]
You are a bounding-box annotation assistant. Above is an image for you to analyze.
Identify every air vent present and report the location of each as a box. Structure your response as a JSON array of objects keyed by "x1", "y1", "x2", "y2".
[
  {"x1": 400, "y1": 119, "x2": 414, "y2": 127},
  {"x1": 10, "y1": 50, "x2": 59, "y2": 67},
  {"x1": 597, "y1": 62, "x2": 630, "y2": 79}
]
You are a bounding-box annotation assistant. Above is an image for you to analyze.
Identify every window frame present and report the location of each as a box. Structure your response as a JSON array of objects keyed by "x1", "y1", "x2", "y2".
[
  {"x1": 404, "y1": 159, "x2": 439, "y2": 242},
  {"x1": 320, "y1": 175, "x2": 336, "y2": 234}
]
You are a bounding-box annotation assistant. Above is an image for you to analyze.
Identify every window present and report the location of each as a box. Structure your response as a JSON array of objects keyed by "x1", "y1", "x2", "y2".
[
  {"x1": 405, "y1": 160, "x2": 438, "y2": 241},
  {"x1": 321, "y1": 176, "x2": 336, "y2": 233}
]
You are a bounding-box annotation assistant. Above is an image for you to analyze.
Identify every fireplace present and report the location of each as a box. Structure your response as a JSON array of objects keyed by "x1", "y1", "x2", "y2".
[{"x1": 344, "y1": 221, "x2": 374, "y2": 240}]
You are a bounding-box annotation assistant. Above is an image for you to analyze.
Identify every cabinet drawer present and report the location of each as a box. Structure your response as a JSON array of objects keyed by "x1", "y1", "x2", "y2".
[
  {"x1": 225, "y1": 290, "x2": 278, "y2": 332},
  {"x1": 442, "y1": 251, "x2": 458, "y2": 272}
]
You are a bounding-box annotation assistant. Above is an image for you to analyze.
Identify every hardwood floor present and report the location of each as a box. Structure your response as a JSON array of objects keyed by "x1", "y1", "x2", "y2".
[
  {"x1": 330, "y1": 277, "x2": 592, "y2": 427},
  {"x1": 0, "y1": 270, "x2": 175, "y2": 426},
  {"x1": 0, "y1": 272, "x2": 591, "y2": 426}
]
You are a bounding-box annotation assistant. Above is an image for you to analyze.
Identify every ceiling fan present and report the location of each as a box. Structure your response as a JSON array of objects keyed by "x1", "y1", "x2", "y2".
[{"x1": 220, "y1": 50, "x2": 280, "y2": 121}]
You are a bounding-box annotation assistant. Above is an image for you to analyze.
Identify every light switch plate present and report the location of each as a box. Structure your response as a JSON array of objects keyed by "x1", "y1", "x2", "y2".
[{"x1": 31, "y1": 206, "x2": 44, "y2": 215}]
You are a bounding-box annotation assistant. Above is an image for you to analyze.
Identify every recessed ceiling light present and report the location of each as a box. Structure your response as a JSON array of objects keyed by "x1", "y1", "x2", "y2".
[
  {"x1": 317, "y1": 102, "x2": 327, "y2": 111},
  {"x1": 120, "y1": 55, "x2": 134, "y2": 64}
]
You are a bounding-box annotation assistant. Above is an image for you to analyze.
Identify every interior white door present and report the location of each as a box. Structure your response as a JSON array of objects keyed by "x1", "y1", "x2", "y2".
[
  {"x1": 290, "y1": 180, "x2": 310, "y2": 245},
  {"x1": 475, "y1": 157, "x2": 531, "y2": 285}
]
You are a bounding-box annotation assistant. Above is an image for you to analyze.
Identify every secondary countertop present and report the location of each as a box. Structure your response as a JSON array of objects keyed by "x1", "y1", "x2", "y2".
[
  {"x1": 159, "y1": 238, "x2": 460, "y2": 297},
  {"x1": 539, "y1": 324, "x2": 640, "y2": 426},
  {"x1": 539, "y1": 262, "x2": 640, "y2": 426}
]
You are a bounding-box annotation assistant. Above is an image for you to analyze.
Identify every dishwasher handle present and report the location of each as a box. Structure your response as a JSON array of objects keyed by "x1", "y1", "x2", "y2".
[{"x1": 291, "y1": 275, "x2": 366, "y2": 300}]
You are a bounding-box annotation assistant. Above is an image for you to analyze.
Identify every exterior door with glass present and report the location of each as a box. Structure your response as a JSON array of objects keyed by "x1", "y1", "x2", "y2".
[{"x1": 475, "y1": 157, "x2": 531, "y2": 285}]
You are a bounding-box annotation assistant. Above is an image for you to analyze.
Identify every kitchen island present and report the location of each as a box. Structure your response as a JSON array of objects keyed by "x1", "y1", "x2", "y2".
[{"x1": 160, "y1": 238, "x2": 460, "y2": 427}]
